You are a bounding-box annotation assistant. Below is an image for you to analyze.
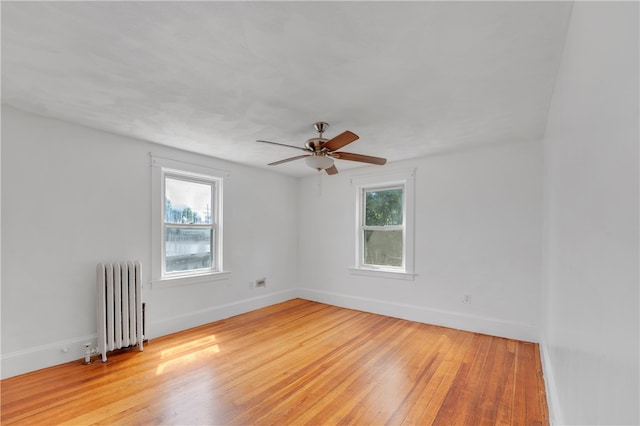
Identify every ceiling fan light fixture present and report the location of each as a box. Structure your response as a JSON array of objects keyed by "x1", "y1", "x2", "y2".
[{"x1": 305, "y1": 154, "x2": 334, "y2": 171}]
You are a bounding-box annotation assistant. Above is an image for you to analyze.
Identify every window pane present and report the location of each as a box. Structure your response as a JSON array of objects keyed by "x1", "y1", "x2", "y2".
[
  {"x1": 165, "y1": 177, "x2": 213, "y2": 224},
  {"x1": 364, "y1": 229, "x2": 403, "y2": 267},
  {"x1": 365, "y1": 188, "x2": 403, "y2": 226},
  {"x1": 165, "y1": 227, "x2": 213, "y2": 272}
]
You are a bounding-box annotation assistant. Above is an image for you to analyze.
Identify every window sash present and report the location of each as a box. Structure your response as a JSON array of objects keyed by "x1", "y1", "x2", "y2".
[
  {"x1": 164, "y1": 174, "x2": 216, "y2": 224},
  {"x1": 361, "y1": 228, "x2": 405, "y2": 269},
  {"x1": 363, "y1": 186, "x2": 404, "y2": 227},
  {"x1": 164, "y1": 224, "x2": 215, "y2": 275}
]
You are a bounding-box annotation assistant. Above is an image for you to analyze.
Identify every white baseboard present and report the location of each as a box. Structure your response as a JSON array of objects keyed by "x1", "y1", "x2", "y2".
[
  {"x1": 147, "y1": 289, "x2": 298, "y2": 339},
  {"x1": 1, "y1": 289, "x2": 297, "y2": 380},
  {"x1": 2, "y1": 289, "x2": 539, "y2": 380},
  {"x1": 539, "y1": 342, "x2": 563, "y2": 426},
  {"x1": 297, "y1": 288, "x2": 539, "y2": 342},
  {"x1": 1, "y1": 334, "x2": 97, "y2": 380}
]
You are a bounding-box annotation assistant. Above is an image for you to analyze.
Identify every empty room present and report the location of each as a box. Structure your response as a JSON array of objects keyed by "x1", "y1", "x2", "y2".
[{"x1": 1, "y1": 1, "x2": 638, "y2": 425}]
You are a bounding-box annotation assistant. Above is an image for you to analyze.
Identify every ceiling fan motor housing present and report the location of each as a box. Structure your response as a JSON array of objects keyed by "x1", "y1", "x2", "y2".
[{"x1": 305, "y1": 137, "x2": 327, "y2": 151}]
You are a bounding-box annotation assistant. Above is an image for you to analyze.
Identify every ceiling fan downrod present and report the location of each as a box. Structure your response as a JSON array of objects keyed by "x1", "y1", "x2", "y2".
[{"x1": 314, "y1": 121, "x2": 328, "y2": 137}]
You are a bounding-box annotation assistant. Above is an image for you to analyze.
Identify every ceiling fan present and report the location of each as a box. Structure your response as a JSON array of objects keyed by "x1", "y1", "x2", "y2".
[{"x1": 257, "y1": 122, "x2": 387, "y2": 175}]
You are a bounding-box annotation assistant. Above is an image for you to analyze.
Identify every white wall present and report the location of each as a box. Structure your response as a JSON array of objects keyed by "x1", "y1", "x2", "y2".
[
  {"x1": 541, "y1": 2, "x2": 639, "y2": 425},
  {"x1": 1, "y1": 106, "x2": 300, "y2": 378},
  {"x1": 298, "y1": 140, "x2": 543, "y2": 342},
  {"x1": 0, "y1": 104, "x2": 545, "y2": 378}
]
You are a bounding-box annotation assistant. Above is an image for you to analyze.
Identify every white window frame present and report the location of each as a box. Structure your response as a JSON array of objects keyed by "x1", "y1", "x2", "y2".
[
  {"x1": 151, "y1": 154, "x2": 230, "y2": 288},
  {"x1": 350, "y1": 168, "x2": 415, "y2": 280}
]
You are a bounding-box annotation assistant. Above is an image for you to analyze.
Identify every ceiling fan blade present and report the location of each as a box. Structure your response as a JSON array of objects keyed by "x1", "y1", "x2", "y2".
[
  {"x1": 257, "y1": 140, "x2": 308, "y2": 152},
  {"x1": 268, "y1": 154, "x2": 310, "y2": 166},
  {"x1": 325, "y1": 165, "x2": 339, "y2": 175},
  {"x1": 321, "y1": 131, "x2": 359, "y2": 152},
  {"x1": 332, "y1": 151, "x2": 387, "y2": 165}
]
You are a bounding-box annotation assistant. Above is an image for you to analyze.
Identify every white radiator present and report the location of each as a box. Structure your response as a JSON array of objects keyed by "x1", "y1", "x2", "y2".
[{"x1": 96, "y1": 261, "x2": 144, "y2": 362}]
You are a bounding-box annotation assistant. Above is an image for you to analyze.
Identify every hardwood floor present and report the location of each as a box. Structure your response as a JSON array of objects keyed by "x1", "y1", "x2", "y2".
[{"x1": 1, "y1": 299, "x2": 549, "y2": 425}]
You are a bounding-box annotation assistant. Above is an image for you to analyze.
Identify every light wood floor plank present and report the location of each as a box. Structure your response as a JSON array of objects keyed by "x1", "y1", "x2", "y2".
[{"x1": 0, "y1": 299, "x2": 549, "y2": 425}]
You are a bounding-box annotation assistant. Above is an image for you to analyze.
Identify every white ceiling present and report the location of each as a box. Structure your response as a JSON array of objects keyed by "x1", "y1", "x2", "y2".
[{"x1": 1, "y1": 1, "x2": 572, "y2": 177}]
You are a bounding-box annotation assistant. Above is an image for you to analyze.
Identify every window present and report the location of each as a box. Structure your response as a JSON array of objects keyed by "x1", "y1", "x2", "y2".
[
  {"x1": 352, "y1": 169, "x2": 415, "y2": 280},
  {"x1": 151, "y1": 155, "x2": 229, "y2": 286},
  {"x1": 163, "y1": 175, "x2": 216, "y2": 275},
  {"x1": 362, "y1": 186, "x2": 404, "y2": 268}
]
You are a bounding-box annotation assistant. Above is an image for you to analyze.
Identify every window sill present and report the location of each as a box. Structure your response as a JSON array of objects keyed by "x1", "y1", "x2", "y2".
[
  {"x1": 348, "y1": 267, "x2": 416, "y2": 281},
  {"x1": 150, "y1": 271, "x2": 231, "y2": 289}
]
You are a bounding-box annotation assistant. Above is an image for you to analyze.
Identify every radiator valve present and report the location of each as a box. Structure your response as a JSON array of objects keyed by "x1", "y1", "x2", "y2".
[{"x1": 83, "y1": 343, "x2": 98, "y2": 365}]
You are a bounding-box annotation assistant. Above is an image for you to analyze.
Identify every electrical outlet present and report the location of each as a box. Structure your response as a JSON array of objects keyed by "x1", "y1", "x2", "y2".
[
  {"x1": 462, "y1": 294, "x2": 472, "y2": 304},
  {"x1": 255, "y1": 278, "x2": 266, "y2": 288}
]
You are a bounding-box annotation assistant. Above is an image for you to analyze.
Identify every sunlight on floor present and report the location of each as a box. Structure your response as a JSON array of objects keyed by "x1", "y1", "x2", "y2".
[{"x1": 156, "y1": 335, "x2": 220, "y2": 375}]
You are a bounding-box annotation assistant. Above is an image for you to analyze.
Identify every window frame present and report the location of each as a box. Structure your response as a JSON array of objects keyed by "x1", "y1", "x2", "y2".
[
  {"x1": 151, "y1": 154, "x2": 230, "y2": 288},
  {"x1": 351, "y1": 168, "x2": 415, "y2": 280}
]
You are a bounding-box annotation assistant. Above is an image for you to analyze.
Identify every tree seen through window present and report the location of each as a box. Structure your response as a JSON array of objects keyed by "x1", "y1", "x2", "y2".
[{"x1": 363, "y1": 187, "x2": 404, "y2": 268}]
